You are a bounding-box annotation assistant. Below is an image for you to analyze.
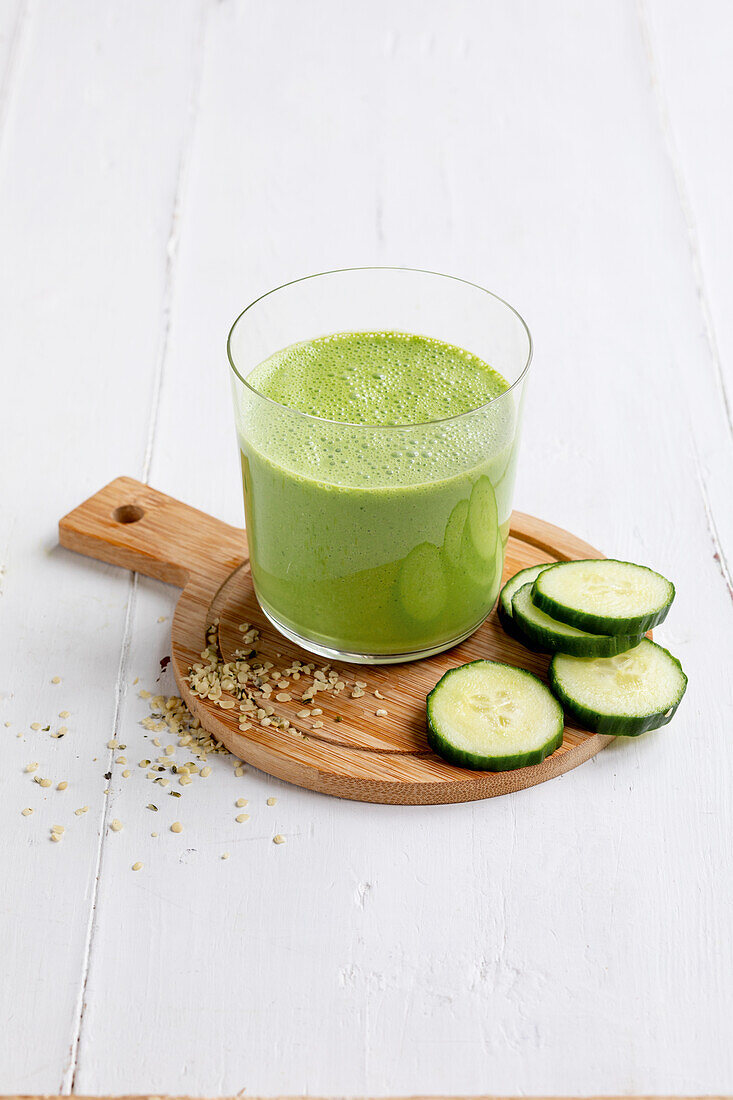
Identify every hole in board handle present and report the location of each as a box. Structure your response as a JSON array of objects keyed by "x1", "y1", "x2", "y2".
[{"x1": 113, "y1": 504, "x2": 145, "y2": 524}]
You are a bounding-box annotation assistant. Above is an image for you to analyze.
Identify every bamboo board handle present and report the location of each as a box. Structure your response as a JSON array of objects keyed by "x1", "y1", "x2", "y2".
[{"x1": 58, "y1": 476, "x2": 247, "y2": 588}]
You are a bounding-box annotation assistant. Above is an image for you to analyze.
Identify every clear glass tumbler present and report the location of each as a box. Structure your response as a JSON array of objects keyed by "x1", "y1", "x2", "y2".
[{"x1": 228, "y1": 267, "x2": 532, "y2": 664}]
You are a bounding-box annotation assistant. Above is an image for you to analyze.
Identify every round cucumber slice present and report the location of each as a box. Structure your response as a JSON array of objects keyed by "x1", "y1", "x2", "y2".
[
  {"x1": 499, "y1": 562, "x2": 555, "y2": 624},
  {"x1": 398, "y1": 542, "x2": 447, "y2": 622},
  {"x1": 533, "y1": 559, "x2": 674, "y2": 635},
  {"x1": 512, "y1": 584, "x2": 642, "y2": 657},
  {"x1": 427, "y1": 659, "x2": 564, "y2": 771},
  {"x1": 496, "y1": 563, "x2": 554, "y2": 650},
  {"x1": 549, "y1": 639, "x2": 687, "y2": 736},
  {"x1": 460, "y1": 484, "x2": 499, "y2": 586},
  {"x1": 466, "y1": 476, "x2": 498, "y2": 561},
  {"x1": 442, "y1": 498, "x2": 469, "y2": 571}
]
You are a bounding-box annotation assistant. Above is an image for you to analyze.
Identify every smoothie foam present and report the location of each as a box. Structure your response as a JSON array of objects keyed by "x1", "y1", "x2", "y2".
[{"x1": 248, "y1": 330, "x2": 507, "y2": 425}]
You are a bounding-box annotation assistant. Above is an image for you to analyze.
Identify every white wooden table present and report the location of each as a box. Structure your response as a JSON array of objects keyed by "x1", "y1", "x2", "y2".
[{"x1": 1, "y1": 1, "x2": 731, "y2": 1094}]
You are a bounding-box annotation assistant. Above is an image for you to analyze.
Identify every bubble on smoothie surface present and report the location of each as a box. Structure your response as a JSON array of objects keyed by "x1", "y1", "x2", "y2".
[{"x1": 247, "y1": 331, "x2": 507, "y2": 425}]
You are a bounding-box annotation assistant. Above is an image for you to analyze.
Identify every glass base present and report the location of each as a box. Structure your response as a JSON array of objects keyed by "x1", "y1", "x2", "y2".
[{"x1": 258, "y1": 604, "x2": 492, "y2": 665}]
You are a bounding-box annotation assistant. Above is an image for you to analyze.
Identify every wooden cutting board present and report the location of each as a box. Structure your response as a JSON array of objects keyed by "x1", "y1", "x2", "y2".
[{"x1": 59, "y1": 477, "x2": 614, "y2": 805}]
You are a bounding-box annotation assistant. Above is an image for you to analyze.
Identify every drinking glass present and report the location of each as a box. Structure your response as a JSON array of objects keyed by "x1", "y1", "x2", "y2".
[{"x1": 228, "y1": 267, "x2": 532, "y2": 663}]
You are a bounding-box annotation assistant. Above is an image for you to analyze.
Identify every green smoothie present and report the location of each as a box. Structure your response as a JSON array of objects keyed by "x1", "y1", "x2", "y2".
[{"x1": 235, "y1": 331, "x2": 519, "y2": 659}]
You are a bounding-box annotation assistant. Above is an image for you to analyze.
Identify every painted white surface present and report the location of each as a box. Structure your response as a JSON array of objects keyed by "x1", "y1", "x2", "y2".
[{"x1": 1, "y1": 0, "x2": 731, "y2": 1094}]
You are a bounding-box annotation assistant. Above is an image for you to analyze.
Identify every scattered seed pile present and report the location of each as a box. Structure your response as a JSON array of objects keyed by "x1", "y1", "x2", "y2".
[
  {"x1": 134, "y1": 688, "x2": 228, "y2": 794},
  {"x1": 12, "y1": 617, "x2": 391, "y2": 865},
  {"x1": 186, "y1": 620, "x2": 385, "y2": 735},
  {"x1": 138, "y1": 687, "x2": 228, "y2": 761},
  {"x1": 11, "y1": 639, "x2": 298, "y2": 862}
]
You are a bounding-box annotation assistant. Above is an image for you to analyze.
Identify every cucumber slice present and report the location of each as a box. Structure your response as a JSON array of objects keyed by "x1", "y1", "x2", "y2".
[
  {"x1": 534, "y1": 559, "x2": 674, "y2": 635},
  {"x1": 497, "y1": 563, "x2": 554, "y2": 650},
  {"x1": 442, "y1": 498, "x2": 469, "y2": 571},
  {"x1": 398, "y1": 542, "x2": 447, "y2": 622},
  {"x1": 427, "y1": 660, "x2": 564, "y2": 771},
  {"x1": 499, "y1": 563, "x2": 554, "y2": 621},
  {"x1": 512, "y1": 584, "x2": 642, "y2": 657},
  {"x1": 498, "y1": 563, "x2": 554, "y2": 629},
  {"x1": 466, "y1": 476, "x2": 498, "y2": 561},
  {"x1": 456, "y1": 478, "x2": 499, "y2": 586},
  {"x1": 549, "y1": 639, "x2": 687, "y2": 736}
]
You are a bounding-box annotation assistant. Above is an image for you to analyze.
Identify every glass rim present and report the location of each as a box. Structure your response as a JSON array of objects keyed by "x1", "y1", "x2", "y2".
[{"x1": 227, "y1": 266, "x2": 533, "y2": 430}]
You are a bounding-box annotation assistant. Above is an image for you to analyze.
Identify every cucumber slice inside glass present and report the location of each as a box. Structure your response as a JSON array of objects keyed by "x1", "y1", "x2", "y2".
[
  {"x1": 442, "y1": 498, "x2": 469, "y2": 572},
  {"x1": 460, "y1": 480, "x2": 499, "y2": 586},
  {"x1": 466, "y1": 476, "x2": 498, "y2": 561},
  {"x1": 534, "y1": 559, "x2": 675, "y2": 635},
  {"x1": 549, "y1": 639, "x2": 687, "y2": 736},
  {"x1": 474, "y1": 528, "x2": 505, "y2": 602},
  {"x1": 512, "y1": 584, "x2": 642, "y2": 657},
  {"x1": 427, "y1": 660, "x2": 564, "y2": 771},
  {"x1": 398, "y1": 542, "x2": 447, "y2": 622}
]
